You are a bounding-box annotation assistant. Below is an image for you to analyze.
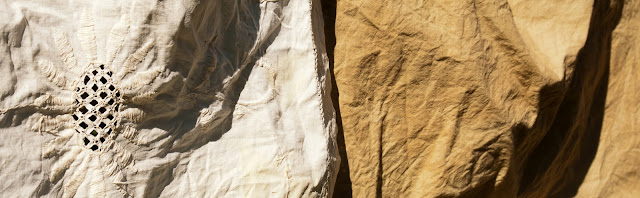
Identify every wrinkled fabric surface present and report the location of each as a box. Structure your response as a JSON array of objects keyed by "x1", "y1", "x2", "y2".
[
  {"x1": 332, "y1": 0, "x2": 639, "y2": 197},
  {"x1": 0, "y1": 0, "x2": 339, "y2": 197}
]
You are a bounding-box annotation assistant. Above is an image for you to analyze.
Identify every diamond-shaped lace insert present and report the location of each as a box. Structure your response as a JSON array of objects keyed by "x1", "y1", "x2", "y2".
[{"x1": 72, "y1": 64, "x2": 121, "y2": 152}]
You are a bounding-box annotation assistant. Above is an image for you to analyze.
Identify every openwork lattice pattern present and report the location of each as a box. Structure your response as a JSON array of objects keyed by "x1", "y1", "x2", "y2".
[
  {"x1": 73, "y1": 64, "x2": 122, "y2": 151},
  {"x1": 0, "y1": 8, "x2": 162, "y2": 197}
]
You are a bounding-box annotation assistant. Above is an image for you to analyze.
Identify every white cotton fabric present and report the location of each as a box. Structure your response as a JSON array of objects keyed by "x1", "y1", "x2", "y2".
[{"x1": 0, "y1": 0, "x2": 339, "y2": 197}]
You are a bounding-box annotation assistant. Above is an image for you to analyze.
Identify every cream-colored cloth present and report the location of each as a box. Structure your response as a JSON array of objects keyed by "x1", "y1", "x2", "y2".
[{"x1": 0, "y1": 0, "x2": 339, "y2": 197}]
